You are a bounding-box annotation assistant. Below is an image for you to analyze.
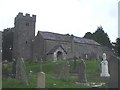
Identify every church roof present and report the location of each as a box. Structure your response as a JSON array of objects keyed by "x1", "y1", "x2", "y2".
[{"x1": 38, "y1": 31, "x2": 100, "y2": 46}]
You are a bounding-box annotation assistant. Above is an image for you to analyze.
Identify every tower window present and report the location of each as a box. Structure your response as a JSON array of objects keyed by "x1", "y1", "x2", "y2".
[
  {"x1": 26, "y1": 22, "x2": 29, "y2": 26},
  {"x1": 26, "y1": 41, "x2": 28, "y2": 44}
]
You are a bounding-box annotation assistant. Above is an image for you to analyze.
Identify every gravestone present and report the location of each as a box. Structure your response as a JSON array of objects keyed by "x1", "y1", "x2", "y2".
[
  {"x1": 37, "y1": 72, "x2": 45, "y2": 88},
  {"x1": 16, "y1": 58, "x2": 28, "y2": 85},
  {"x1": 73, "y1": 56, "x2": 78, "y2": 73},
  {"x1": 107, "y1": 54, "x2": 119, "y2": 88},
  {"x1": 53, "y1": 62, "x2": 62, "y2": 79},
  {"x1": 12, "y1": 59, "x2": 16, "y2": 78},
  {"x1": 69, "y1": 57, "x2": 79, "y2": 73},
  {"x1": 53, "y1": 61, "x2": 70, "y2": 81},
  {"x1": 77, "y1": 58, "x2": 87, "y2": 83},
  {"x1": 100, "y1": 53, "x2": 110, "y2": 77},
  {"x1": 59, "y1": 61, "x2": 70, "y2": 81}
]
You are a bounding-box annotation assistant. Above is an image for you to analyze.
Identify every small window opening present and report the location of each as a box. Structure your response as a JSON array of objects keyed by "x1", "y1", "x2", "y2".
[
  {"x1": 26, "y1": 22, "x2": 29, "y2": 26},
  {"x1": 26, "y1": 41, "x2": 28, "y2": 44}
]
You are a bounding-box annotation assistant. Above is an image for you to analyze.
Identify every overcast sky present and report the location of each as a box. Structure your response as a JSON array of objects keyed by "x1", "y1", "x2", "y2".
[{"x1": 0, "y1": 0, "x2": 119, "y2": 42}]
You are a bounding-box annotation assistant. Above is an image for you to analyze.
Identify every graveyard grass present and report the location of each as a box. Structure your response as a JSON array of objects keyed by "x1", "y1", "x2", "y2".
[{"x1": 2, "y1": 60, "x2": 108, "y2": 88}]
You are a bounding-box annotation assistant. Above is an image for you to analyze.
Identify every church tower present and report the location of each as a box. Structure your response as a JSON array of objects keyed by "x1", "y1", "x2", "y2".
[{"x1": 13, "y1": 12, "x2": 36, "y2": 60}]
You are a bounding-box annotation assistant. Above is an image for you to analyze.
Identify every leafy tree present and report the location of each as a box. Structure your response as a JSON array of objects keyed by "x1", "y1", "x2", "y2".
[
  {"x1": 84, "y1": 26, "x2": 112, "y2": 48},
  {"x1": 93, "y1": 26, "x2": 112, "y2": 48},
  {"x1": 2, "y1": 28, "x2": 14, "y2": 61},
  {"x1": 84, "y1": 32, "x2": 93, "y2": 39}
]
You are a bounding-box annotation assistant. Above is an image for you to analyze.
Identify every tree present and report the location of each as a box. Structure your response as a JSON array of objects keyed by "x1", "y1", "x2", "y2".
[
  {"x1": 2, "y1": 28, "x2": 14, "y2": 61},
  {"x1": 93, "y1": 26, "x2": 112, "y2": 48},
  {"x1": 84, "y1": 26, "x2": 112, "y2": 48},
  {"x1": 84, "y1": 32, "x2": 93, "y2": 39}
]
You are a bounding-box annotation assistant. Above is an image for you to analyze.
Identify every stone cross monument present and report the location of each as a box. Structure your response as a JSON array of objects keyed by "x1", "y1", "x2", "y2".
[{"x1": 100, "y1": 53, "x2": 110, "y2": 77}]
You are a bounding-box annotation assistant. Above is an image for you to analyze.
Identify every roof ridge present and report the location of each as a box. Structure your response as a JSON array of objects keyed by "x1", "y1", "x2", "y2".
[{"x1": 38, "y1": 30, "x2": 68, "y2": 36}]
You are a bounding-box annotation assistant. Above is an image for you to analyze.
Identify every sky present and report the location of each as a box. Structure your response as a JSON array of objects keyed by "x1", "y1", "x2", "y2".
[{"x1": 0, "y1": 0, "x2": 119, "y2": 42}]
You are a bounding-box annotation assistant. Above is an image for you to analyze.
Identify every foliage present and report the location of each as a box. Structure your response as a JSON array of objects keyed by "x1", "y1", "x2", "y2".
[
  {"x1": 84, "y1": 32, "x2": 93, "y2": 40},
  {"x1": 84, "y1": 26, "x2": 112, "y2": 48},
  {"x1": 113, "y1": 38, "x2": 120, "y2": 57}
]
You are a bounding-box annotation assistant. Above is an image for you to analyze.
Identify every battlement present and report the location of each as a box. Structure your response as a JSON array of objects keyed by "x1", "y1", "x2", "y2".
[{"x1": 15, "y1": 12, "x2": 36, "y2": 21}]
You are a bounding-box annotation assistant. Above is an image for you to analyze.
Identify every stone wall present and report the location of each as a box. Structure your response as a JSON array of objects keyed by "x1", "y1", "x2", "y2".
[
  {"x1": 33, "y1": 33, "x2": 44, "y2": 61},
  {"x1": 40, "y1": 38, "x2": 103, "y2": 60},
  {"x1": 72, "y1": 42, "x2": 103, "y2": 60},
  {"x1": 45, "y1": 39, "x2": 72, "y2": 58}
]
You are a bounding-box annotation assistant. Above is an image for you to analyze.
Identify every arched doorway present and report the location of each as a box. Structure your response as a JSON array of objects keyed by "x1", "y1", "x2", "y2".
[{"x1": 57, "y1": 51, "x2": 63, "y2": 60}]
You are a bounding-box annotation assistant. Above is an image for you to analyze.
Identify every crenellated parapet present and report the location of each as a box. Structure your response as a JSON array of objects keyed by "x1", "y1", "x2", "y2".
[{"x1": 15, "y1": 12, "x2": 36, "y2": 22}]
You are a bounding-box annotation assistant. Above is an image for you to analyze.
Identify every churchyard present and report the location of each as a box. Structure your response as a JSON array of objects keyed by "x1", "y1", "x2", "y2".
[{"x1": 2, "y1": 58, "x2": 110, "y2": 88}]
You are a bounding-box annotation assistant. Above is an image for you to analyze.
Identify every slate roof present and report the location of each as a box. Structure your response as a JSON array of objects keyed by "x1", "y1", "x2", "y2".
[
  {"x1": 74, "y1": 37, "x2": 100, "y2": 45},
  {"x1": 39, "y1": 31, "x2": 71, "y2": 41},
  {"x1": 46, "y1": 45, "x2": 67, "y2": 55},
  {"x1": 38, "y1": 31, "x2": 100, "y2": 46}
]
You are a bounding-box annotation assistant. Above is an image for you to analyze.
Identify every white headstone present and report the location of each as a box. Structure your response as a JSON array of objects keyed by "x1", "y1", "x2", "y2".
[
  {"x1": 85, "y1": 54, "x2": 88, "y2": 60},
  {"x1": 100, "y1": 53, "x2": 110, "y2": 77}
]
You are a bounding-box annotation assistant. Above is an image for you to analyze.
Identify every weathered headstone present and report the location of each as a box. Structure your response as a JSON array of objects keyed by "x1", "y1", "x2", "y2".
[
  {"x1": 12, "y1": 59, "x2": 16, "y2": 78},
  {"x1": 37, "y1": 72, "x2": 45, "y2": 88},
  {"x1": 16, "y1": 58, "x2": 28, "y2": 85},
  {"x1": 77, "y1": 57, "x2": 87, "y2": 83},
  {"x1": 69, "y1": 57, "x2": 79, "y2": 73},
  {"x1": 73, "y1": 56, "x2": 78, "y2": 73},
  {"x1": 107, "y1": 54, "x2": 119, "y2": 88},
  {"x1": 53, "y1": 61, "x2": 70, "y2": 81},
  {"x1": 59, "y1": 61, "x2": 70, "y2": 81},
  {"x1": 100, "y1": 53, "x2": 110, "y2": 77},
  {"x1": 53, "y1": 62, "x2": 61, "y2": 79}
]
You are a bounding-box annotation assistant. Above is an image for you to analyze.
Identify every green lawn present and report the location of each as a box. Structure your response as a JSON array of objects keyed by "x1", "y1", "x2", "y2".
[{"x1": 2, "y1": 60, "x2": 108, "y2": 88}]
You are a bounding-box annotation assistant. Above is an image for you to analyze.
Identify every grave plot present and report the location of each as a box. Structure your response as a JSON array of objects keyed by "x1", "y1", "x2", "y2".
[{"x1": 3, "y1": 57, "x2": 117, "y2": 88}]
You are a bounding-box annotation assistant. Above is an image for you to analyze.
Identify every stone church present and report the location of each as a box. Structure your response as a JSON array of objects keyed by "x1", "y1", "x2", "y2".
[{"x1": 13, "y1": 12, "x2": 104, "y2": 61}]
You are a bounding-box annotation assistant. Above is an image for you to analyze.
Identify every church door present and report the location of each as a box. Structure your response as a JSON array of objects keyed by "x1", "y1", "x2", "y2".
[{"x1": 57, "y1": 51, "x2": 63, "y2": 60}]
